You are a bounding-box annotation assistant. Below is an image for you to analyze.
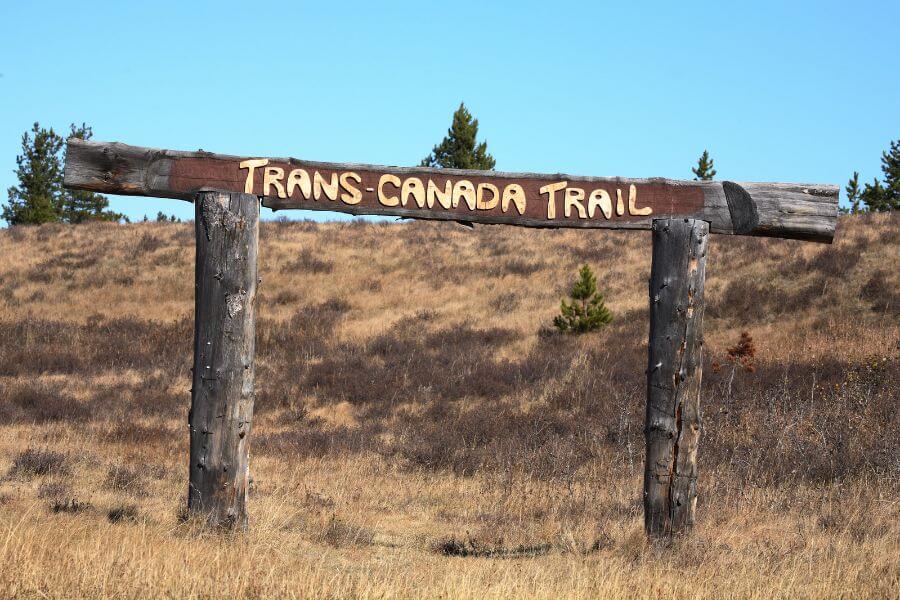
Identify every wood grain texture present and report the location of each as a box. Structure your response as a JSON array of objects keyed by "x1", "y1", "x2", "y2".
[
  {"x1": 64, "y1": 139, "x2": 838, "y2": 242},
  {"x1": 644, "y1": 218, "x2": 708, "y2": 537},
  {"x1": 188, "y1": 191, "x2": 259, "y2": 529}
]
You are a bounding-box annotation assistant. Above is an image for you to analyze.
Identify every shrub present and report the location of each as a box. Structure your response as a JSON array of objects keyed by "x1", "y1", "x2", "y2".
[
  {"x1": 104, "y1": 465, "x2": 145, "y2": 495},
  {"x1": 50, "y1": 498, "x2": 90, "y2": 514},
  {"x1": 279, "y1": 248, "x2": 333, "y2": 274},
  {"x1": 107, "y1": 504, "x2": 139, "y2": 523},
  {"x1": 8, "y1": 448, "x2": 68, "y2": 478},
  {"x1": 553, "y1": 265, "x2": 613, "y2": 334}
]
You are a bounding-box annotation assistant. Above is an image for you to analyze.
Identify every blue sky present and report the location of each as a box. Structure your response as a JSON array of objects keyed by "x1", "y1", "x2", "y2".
[{"x1": 1, "y1": 0, "x2": 897, "y2": 223}]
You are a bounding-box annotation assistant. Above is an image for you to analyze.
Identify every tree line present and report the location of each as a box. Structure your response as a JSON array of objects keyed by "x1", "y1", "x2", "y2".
[{"x1": 3, "y1": 107, "x2": 895, "y2": 225}]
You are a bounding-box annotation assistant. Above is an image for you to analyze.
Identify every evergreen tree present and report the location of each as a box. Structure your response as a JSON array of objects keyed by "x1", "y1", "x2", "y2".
[
  {"x1": 155, "y1": 211, "x2": 180, "y2": 223},
  {"x1": 691, "y1": 150, "x2": 717, "y2": 181},
  {"x1": 859, "y1": 140, "x2": 899, "y2": 212},
  {"x1": 844, "y1": 171, "x2": 862, "y2": 214},
  {"x1": 58, "y1": 124, "x2": 123, "y2": 223},
  {"x1": 2, "y1": 123, "x2": 64, "y2": 225},
  {"x1": 420, "y1": 103, "x2": 496, "y2": 170},
  {"x1": 553, "y1": 265, "x2": 613, "y2": 334}
]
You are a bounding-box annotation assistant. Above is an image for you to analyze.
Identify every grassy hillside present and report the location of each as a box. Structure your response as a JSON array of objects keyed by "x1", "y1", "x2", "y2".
[{"x1": 0, "y1": 212, "x2": 897, "y2": 598}]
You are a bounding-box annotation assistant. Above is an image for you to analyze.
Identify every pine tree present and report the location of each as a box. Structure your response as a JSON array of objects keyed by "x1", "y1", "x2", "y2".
[
  {"x1": 420, "y1": 103, "x2": 496, "y2": 170},
  {"x1": 845, "y1": 171, "x2": 862, "y2": 214},
  {"x1": 2, "y1": 123, "x2": 64, "y2": 225},
  {"x1": 553, "y1": 264, "x2": 613, "y2": 334},
  {"x1": 58, "y1": 124, "x2": 123, "y2": 223},
  {"x1": 859, "y1": 140, "x2": 899, "y2": 212},
  {"x1": 691, "y1": 150, "x2": 717, "y2": 181}
]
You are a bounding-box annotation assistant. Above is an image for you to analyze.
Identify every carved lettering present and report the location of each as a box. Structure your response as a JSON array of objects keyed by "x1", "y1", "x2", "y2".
[
  {"x1": 339, "y1": 172, "x2": 362, "y2": 205},
  {"x1": 263, "y1": 166, "x2": 286, "y2": 199},
  {"x1": 239, "y1": 158, "x2": 269, "y2": 194},
  {"x1": 286, "y1": 168, "x2": 311, "y2": 199},
  {"x1": 427, "y1": 179, "x2": 452, "y2": 209},
  {"x1": 628, "y1": 184, "x2": 652, "y2": 216},
  {"x1": 476, "y1": 183, "x2": 499, "y2": 210},
  {"x1": 501, "y1": 184, "x2": 526, "y2": 215},
  {"x1": 452, "y1": 180, "x2": 476, "y2": 211},
  {"x1": 539, "y1": 181, "x2": 567, "y2": 219},
  {"x1": 313, "y1": 172, "x2": 339, "y2": 201},
  {"x1": 588, "y1": 188, "x2": 612, "y2": 219},
  {"x1": 236, "y1": 161, "x2": 660, "y2": 222},
  {"x1": 378, "y1": 174, "x2": 401, "y2": 206},
  {"x1": 401, "y1": 177, "x2": 426, "y2": 208},
  {"x1": 564, "y1": 187, "x2": 587, "y2": 219}
]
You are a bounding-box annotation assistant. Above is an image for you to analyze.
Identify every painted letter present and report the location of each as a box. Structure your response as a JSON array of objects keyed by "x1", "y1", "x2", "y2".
[
  {"x1": 501, "y1": 184, "x2": 526, "y2": 215},
  {"x1": 378, "y1": 174, "x2": 401, "y2": 206},
  {"x1": 239, "y1": 158, "x2": 269, "y2": 194},
  {"x1": 339, "y1": 172, "x2": 362, "y2": 205},
  {"x1": 588, "y1": 188, "x2": 612, "y2": 219},
  {"x1": 452, "y1": 180, "x2": 476, "y2": 210},
  {"x1": 564, "y1": 187, "x2": 587, "y2": 218},
  {"x1": 539, "y1": 181, "x2": 567, "y2": 219},
  {"x1": 314, "y1": 172, "x2": 339, "y2": 201},
  {"x1": 263, "y1": 166, "x2": 286, "y2": 199},
  {"x1": 616, "y1": 188, "x2": 625, "y2": 216},
  {"x1": 401, "y1": 177, "x2": 426, "y2": 208},
  {"x1": 628, "y1": 184, "x2": 652, "y2": 215},
  {"x1": 286, "y1": 168, "x2": 311, "y2": 199},
  {"x1": 427, "y1": 179, "x2": 452, "y2": 209},
  {"x1": 476, "y1": 182, "x2": 500, "y2": 210}
]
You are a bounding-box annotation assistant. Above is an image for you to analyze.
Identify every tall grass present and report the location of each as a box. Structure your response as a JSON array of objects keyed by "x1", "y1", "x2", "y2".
[{"x1": 0, "y1": 212, "x2": 896, "y2": 598}]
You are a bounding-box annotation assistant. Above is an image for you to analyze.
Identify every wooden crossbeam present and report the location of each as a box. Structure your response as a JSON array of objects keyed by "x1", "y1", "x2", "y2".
[{"x1": 64, "y1": 139, "x2": 838, "y2": 242}]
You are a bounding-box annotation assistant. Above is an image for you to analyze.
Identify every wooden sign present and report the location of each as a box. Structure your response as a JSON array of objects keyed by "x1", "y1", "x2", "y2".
[
  {"x1": 64, "y1": 139, "x2": 838, "y2": 242},
  {"x1": 61, "y1": 136, "x2": 841, "y2": 537}
]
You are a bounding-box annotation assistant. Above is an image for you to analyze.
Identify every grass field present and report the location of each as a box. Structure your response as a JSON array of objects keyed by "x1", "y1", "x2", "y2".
[{"x1": 0, "y1": 212, "x2": 897, "y2": 598}]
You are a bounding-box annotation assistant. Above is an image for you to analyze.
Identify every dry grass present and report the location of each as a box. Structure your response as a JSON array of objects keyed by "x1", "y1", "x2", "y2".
[{"x1": 0, "y1": 212, "x2": 897, "y2": 598}]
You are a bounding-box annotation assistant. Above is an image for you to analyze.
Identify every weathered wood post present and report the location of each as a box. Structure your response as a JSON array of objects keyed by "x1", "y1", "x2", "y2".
[
  {"x1": 644, "y1": 218, "x2": 709, "y2": 537},
  {"x1": 188, "y1": 191, "x2": 259, "y2": 529}
]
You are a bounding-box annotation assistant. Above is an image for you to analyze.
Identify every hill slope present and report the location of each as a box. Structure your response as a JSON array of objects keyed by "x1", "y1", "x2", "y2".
[{"x1": 0, "y1": 213, "x2": 896, "y2": 598}]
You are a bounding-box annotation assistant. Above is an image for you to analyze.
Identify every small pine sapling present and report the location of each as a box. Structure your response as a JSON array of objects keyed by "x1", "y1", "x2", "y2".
[
  {"x1": 845, "y1": 172, "x2": 862, "y2": 214},
  {"x1": 692, "y1": 150, "x2": 717, "y2": 181},
  {"x1": 553, "y1": 264, "x2": 613, "y2": 334}
]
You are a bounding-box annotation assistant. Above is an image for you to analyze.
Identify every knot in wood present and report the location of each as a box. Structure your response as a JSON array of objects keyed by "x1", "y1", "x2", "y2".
[{"x1": 225, "y1": 290, "x2": 247, "y2": 318}]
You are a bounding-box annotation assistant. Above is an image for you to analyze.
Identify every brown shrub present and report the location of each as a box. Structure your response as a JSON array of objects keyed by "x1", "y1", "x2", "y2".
[
  {"x1": 254, "y1": 424, "x2": 371, "y2": 458},
  {"x1": 101, "y1": 422, "x2": 169, "y2": 445},
  {"x1": 132, "y1": 232, "x2": 164, "y2": 257},
  {"x1": 488, "y1": 259, "x2": 544, "y2": 277},
  {"x1": 4, "y1": 226, "x2": 28, "y2": 242},
  {"x1": 0, "y1": 316, "x2": 192, "y2": 376},
  {"x1": 305, "y1": 319, "x2": 528, "y2": 409},
  {"x1": 317, "y1": 516, "x2": 375, "y2": 548},
  {"x1": 50, "y1": 497, "x2": 91, "y2": 514},
  {"x1": 37, "y1": 481, "x2": 72, "y2": 499},
  {"x1": 707, "y1": 279, "x2": 774, "y2": 321},
  {"x1": 806, "y1": 244, "x2": 862, "y2": 275},
  {"x1": 107, "y1": 504, "x2": 139, "y2": 523},
  {"x1": 270, "y1": 290, "x2": 301, "y2": 305},
  {"x1": 490, "y1": 291, "x2": 521, "y2": 311},
  {"x1": 8, "y1": 449, "x2": 69, "y2": 478},
  {"x1": 0, "y1": 381, "x2": 91, "y2": 423},
  {"x1": 280, "y1": 248, "x2": 334, "y2": 274},
  {"x1": 859, "y1": 271, "x2": 899, "y2": 316},
  {"x1": 566, "y1": 241, "x2": 625, "y2": 264},
  {"x1": 151, "y1": 249, "x2": 182, "y2": 267},
  {"x1": 104, "y1": 465, "x2": 145, "y2": 495}
]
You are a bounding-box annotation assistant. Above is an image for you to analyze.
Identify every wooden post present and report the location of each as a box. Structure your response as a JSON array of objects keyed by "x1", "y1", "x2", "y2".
[
  {"x1": 188, "y1": 191, "x2": 259, "y2": 529},
  {"x1": 644, "y1": 218, "x2": 709, "y2": 537}
]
